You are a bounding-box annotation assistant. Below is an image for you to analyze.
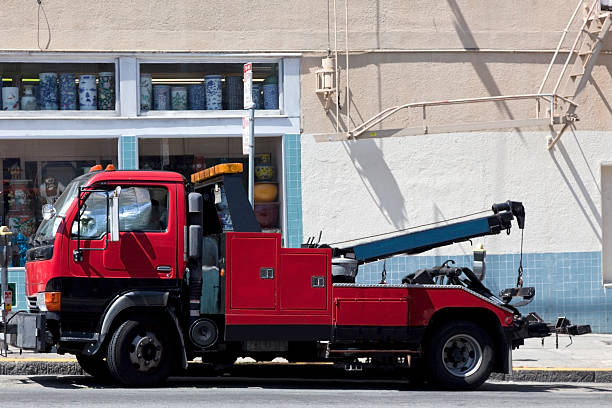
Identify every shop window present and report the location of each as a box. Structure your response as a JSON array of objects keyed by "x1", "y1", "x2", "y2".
[
  {"x1": 138, "y1": 62, "x2": 279, "y2": 113},
  {"x1": 139, "y1": 137, "x2": 282, "y2": 233},
  {"x1": 0, "y1": 139, "x2": 117, "y2": 266},
  {"x1": 0, "y1": 62, "x2": 117, "y2": 113}
]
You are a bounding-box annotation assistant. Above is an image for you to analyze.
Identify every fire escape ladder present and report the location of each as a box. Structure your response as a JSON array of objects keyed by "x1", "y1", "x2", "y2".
[{"x1": 543, "y1": 0, "x2": 612, "y2": 149}]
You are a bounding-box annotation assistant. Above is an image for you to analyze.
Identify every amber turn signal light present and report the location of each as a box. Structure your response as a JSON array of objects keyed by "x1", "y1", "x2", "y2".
[{"x1": 44, "y1": 292, "x2": 62, "y2": 312}]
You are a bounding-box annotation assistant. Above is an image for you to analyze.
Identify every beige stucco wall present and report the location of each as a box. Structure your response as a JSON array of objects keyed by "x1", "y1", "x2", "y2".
[{"x1": 0, "y1": 1, "x2": 586, "y2": 52}]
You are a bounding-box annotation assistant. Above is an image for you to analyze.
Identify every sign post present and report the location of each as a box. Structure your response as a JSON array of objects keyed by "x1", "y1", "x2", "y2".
[
  {"x1": 243, "y1": 63, "x2": 255, "y2": 207},
  {"x1": 0, "y1": 226, "x2": 13, "y2": 356}
]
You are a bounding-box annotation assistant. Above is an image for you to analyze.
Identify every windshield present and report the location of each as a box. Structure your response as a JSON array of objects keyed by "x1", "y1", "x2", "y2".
[{"x1": 33, "y1": 173, "x2": 96, "y2": 245}]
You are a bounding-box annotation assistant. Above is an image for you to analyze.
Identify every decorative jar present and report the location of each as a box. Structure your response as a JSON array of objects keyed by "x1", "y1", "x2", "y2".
[
  {"x1": 140, "y1": 73, "x2": 153, "y2": 111},
  {"x1": 78, "y1": 74, "x2": 98, "y2": 110},
  {"x1": 254, "y1": 183, "x2": 278, "y2": 203},
  {"x1": 20, "y1": 85, "x2": 37, "y2": 110},
  {"x1": 225, "y1": 76, "x2": 243, "y2": 110},
  {"x1": 2, "y1": 87, "x2": 19, "y2": 110},
  {"x1": 171, "y1": 86, "x2": 188, "y2": 110},
  {"x1": 97, "y1": 71, "x2": 115, "y2": 110},
  {"x1": 153, "y1": 85, "x2": 170, "y2": 110},
  {"x1": 188, "y1": 83, "x2": 205, "y2": 110},
  {"x1": 205, "y1": 75, "x2": 222, "y2": 110},
  {"x1": 59, "y1": 73, "x2": 77, "y2": 110},
  {"x1": 39, "y1": 72, "x2": 58, "y2": 110},
  {"x1": 255, "y1": 164, "x2": 276, "y2": 181}
]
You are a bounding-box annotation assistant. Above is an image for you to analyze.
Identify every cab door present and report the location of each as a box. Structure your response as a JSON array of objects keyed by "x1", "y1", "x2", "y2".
[{"x1": 68, "y1": 183, "x2": 177, "y2": 280}]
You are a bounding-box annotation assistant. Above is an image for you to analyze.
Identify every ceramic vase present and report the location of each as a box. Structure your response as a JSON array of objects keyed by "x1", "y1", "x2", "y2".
[
  {"x1": 97, "y1": 72, "x2": 115, "y2": 110},
  {"x1": 263, "y1": 83, "x2": 279, "y2": 110},
  {"x1": 58, "y1": 73, "x2": 77, "y2": 110},
  {"x1": 255, "y1": 164, "x2": 276, "y2": 181},
  {"x1": 153, "y1": 85, "x2": 170, "y2": 110},
  {"x1": 20, "y1": 85, "x2": 38, "y2": 110},
  {"x1": 205, "y1": 75, "x2": 222, "y2": 110},
  {"x1": 251, "y1": 83, "x2": 262, "y2": 109},
  {"x1": 188, "y1": 83, "x2": 205, "y2": 110},
  {"x1": 78, "y1": 75, "x2": 98, "y2": 110},
  {"x1": 225, "y1": 76, "x2": 243, "y2": 110},
  {"x1": 39, "y1": 72, "x2": 58, "y2": 110},
  {"x1": 171, "y1": 86, "x2": 188, "y2": 110},
  {"x1": 2, "y1": 87, "x2": 19, "y2": 110},
  {"x1": 140, "y1": 73, "x2": 153, "y2": 111}
]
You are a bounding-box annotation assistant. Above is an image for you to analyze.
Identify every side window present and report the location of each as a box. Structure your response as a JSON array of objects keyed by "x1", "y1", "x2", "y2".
[
  {"x1": 71, "y1": 191, "x2": 109, "y2": 240},
  {"x1": 119, "y1": 187, "x2": 168, "y2": 232}
]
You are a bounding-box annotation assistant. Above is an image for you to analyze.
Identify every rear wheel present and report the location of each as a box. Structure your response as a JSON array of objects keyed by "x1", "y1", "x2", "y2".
[
  {"x1": 107, "y1": 316, "x2": 173, "y2": 387},
  {"x1": 425, "y1": 320, "x2": 494, "y2": 390},
  {"x1": 76, "y1": 353, "x2": 110, "y2": 380}
]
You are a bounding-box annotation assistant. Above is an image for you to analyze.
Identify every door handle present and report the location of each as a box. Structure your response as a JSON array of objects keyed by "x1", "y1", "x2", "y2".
[{"x1": 157, "y1": 266, "x2": 172, "y2": 272}]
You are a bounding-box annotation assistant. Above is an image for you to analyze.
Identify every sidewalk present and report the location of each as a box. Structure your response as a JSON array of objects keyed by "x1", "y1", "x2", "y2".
[{"x1": 2, "y1": 334, "x2": 612, "y2": 382}]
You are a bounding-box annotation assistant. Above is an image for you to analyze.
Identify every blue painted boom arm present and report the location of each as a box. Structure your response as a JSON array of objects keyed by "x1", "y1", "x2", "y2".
[{"x1": 343, "y1": 201, "x2": 524, "y2": 264}]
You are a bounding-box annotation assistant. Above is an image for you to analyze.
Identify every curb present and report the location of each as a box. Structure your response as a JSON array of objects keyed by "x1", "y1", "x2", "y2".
[
  {"x1": 1, "y1": 359, "x2": 612, "y2": 383},
  {"x1": 491, "y1": 369, "x2": 612, "y2": 383},
  {"x1": 0, "y1": 360, "x2": 83, "y2": 376}
]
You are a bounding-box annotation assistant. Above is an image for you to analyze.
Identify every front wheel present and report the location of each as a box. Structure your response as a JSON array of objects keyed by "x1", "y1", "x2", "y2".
[
  {"x1": 425, "y1": 320, "x2": 494, "y2": 390},
  {"x1": 107, "y1": 316, "x2": 174, "y2": 387}
]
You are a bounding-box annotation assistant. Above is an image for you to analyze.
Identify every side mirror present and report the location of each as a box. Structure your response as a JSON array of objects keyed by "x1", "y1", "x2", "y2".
[
  {"x1": 109, "y1": 187, "x2": 121, "y2": 242},
  {"x1": 42, "y1": 204, "x2": 56, "y2": 221}
]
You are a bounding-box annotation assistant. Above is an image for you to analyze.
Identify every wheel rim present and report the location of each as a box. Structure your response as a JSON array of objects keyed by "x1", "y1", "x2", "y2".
[
  {"x1": 441, "y1": 333, "x2": 483, "y2": 378},
  {"x1": 129, "y1": 331, "x2": 163, "y2": 372}
]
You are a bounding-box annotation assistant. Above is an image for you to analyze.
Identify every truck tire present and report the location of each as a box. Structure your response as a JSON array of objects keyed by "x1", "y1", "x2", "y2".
[
  {"x1": 425, "y1": 320, "x2": 494, "y2": 390},
  {"x1": 76, "y1": 354, "x2": 110, "y2": 380},
  {"x1": 107, "y1": 316, "x2": 173, "y2": 387}
]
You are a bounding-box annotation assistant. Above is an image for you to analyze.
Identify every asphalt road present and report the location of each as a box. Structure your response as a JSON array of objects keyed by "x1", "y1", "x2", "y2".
[{"x1": 0, "y1": 376, "x2": 611, "y2": 407}]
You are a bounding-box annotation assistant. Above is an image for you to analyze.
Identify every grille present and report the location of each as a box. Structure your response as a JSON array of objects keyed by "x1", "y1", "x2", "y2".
[{"x1": 27, "y1": 295, "x2": 39, "y2": 313}]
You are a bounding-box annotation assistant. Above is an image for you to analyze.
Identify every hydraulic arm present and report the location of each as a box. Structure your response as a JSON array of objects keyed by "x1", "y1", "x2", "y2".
[{"x1": 339, "y1": 201, "x2": 525, "y2": 263}]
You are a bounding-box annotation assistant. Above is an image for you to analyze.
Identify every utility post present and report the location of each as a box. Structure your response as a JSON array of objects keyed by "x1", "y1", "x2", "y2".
[
  {"x1": 0, "y1": 226, "x2": 13, "y2": 356},
  {"x1": 243, "y1": 62, "x2": 255, "y2": 207}
]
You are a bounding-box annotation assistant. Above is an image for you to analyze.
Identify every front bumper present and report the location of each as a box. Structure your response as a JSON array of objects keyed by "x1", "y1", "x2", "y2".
[{"x1": 1, "y1": 312, "x2": 53, "y2": 352}]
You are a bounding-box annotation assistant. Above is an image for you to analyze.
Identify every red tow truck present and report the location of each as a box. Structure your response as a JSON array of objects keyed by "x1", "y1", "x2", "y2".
[{"x1": 1, "y1": 163, "x2": 590, "y2": 389}]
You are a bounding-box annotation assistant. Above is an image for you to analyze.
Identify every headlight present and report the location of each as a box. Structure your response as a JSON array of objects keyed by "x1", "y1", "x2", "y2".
[{"x1": 36, "y1": 292, "x2": 61, "y2": 312}]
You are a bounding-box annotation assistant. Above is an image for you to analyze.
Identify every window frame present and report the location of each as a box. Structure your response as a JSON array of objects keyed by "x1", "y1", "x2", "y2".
[{"x1": 0, "y1": 54, "x2": 120, "y2": 117}]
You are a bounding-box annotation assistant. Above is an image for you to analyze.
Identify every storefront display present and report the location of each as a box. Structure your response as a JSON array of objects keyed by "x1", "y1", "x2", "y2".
[
  {"x1": 0, "y1": 139, "x2": 118, "y2": 267},
  {"x1": 139, "y1": 62, "x2": 279, "y2": 112},
  {"x1": 0, "y1": 62, "x2": 117, "y2": 112}
]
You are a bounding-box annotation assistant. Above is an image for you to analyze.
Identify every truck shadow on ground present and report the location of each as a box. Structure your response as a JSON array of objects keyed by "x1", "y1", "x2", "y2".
[{"x1": 24, "y1": 375, "x2": 612, "y2": 393}]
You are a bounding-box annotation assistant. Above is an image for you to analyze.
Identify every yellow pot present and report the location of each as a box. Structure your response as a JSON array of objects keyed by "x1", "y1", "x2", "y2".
[{"x1": 254, "y1": 183, "x2": 278, "y2": 203}]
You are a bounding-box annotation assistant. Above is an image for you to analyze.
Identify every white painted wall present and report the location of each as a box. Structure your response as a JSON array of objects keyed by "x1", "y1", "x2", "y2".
[{"x1": 301, "y1": 130, "x2": 607, "y2": 256}]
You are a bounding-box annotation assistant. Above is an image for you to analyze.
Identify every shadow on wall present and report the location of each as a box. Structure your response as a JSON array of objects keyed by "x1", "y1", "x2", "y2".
[
  {"x1": 549, "y1": 129, "x2": 602, "y2": 244},
  {"x1": 341, "y1": 139, "x2": 408, "y2": 229}
]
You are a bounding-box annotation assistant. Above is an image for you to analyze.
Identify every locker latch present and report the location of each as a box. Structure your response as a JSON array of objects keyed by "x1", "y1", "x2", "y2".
[
  {"x1": 260, "y1": 267, "x2": 275, "y2": 279},
  {"x1": 311, "y1": 276, "x2": 325, "y2": 288}
]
